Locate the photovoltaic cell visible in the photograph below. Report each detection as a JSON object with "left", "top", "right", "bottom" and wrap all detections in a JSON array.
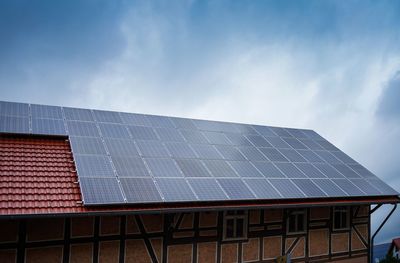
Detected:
[
  {"left": 203, "top": 131, "right": 232, "bottom": 145},
  {"left": 214, "top": 145, "right": 246, "bottom": 161},
  {"left": 234, "top": 124, "right": 258, "bottom": 134},
  {"left": 147, "top": 115, "right": 175, "bottom": 128},
  {"left": 297, "top": 150, "right": 324, "bottom": 163},
  {"left": 246, "top": 135, "right": 272, "bottom": 147},
  {"left": 278, "top": 149, "right": 307, "bottom": 163},
  {"left": 285, "top": 128, "right": 308, "bottom": 139},
  {"left": 258, "top": 148, "right": 288, "bottom": 162},
  {"left": 74, "top": 155, "right": 115, "bottom": 177},
  {"left": 268, "top": 179, "right": 305, "bottom": 198},
  {"left": 330, "top": 151, "right": 357, "bottom": 164},
  {"left": 69, "top": 136, "right": 106, "bottom": 155},
  {"left": 251, "top": 162, "right": 285, "bottom": 178},
  {"left": 332, "top": 179, "right": 365, "bottom": 196},
  {"left": 193, "top": 119, "right": 237, "bottom": 133},
  {"left": 301, "top": 130, "right": 324, "bottom": 140},
  {"left": 294, "top": 163, "right": 326, "bottom": 178},
  {"left": 298, "top": 138, "right": 324, "bottom": 150},
  {"left": 31, "top": 118, "right": 66, "bottom": 135},
  {"left": 292, "top": 179, "right": 326, "bottom": 197},
  {"left": 120, "top": 178, "right": 162, "bottom": 202},
  {"left": 0, "top": 101, "right": 29, "bottom": 117},
  {"left": 104, "top": 138, "right": 139, "bottom": 157},
  {"left": 63, "top": 107, "right": 94, "bottom": 121},
  {"left": 145, "top": 158, "right": 183, "bottom": 177},
  {"left": 155, "top": 178, "right": 197, "bottom": 201},
  {"left": 264, "top": 137, "right": 291, "bottom": 149},
  {"left": 0, "top": 116, "right": 29, "bottom": 133},
  {"left": 315, "top": 140, "right": 339, "bottom": 151},
  {"left": 136, "top": 140, "right": 170, "bottom": 158},
  {"left": 282, "top": 137, "right": 308, "bottom": 150},
  {"left": 225, "top": 133, "right": 252, "bottom": 146},
  {"left": 203, "top": 160, "right": 238, "bottom": 177},
  {"left": 274, "top": 163, "right": 307, "bottom": 178},
  {"left": 155, "top": 128, "right": 185, "bottom": 142},
  {"left": 252, "top": 125, "right": 276, "bottom": 137},
  {"left": 348, "top": 164, "right": 375, "bottom": 178},
  {"left": 128, "top": 125, "right": 159, "bottom": 140},
  {"left": 164, "top": 142, "right": 197, "bottom": 159},
  {"left": 229, "top": 161, "right": 263, "bottom": 178},
  {"left": 331, "top": 164, "right": 360, "bottom": 179},
  {"left": 190, "top": 144, "right": 222, "bottom": 159},
  {"left": 67, "top": 121, "right": 100, "bottom": 137},
  {"left": 367, "top": 179, "right": 398, "bottom": 195},
  {"left": 312, "top": 179, "right": 347, "bottom": 196},
  {"left": 175, "top": 159, "right": 211, "bottom": 177},
  {"left": 349, "top": 179, "right": 381, "bottom": 195},
  {"left": 180, "top": 129, "right": 209, "bottom": 144},
  {"left": 98, "top": 123, "right": 130, "bottom": 139},
  {"left": 313, "top": 163, "right": 345, "bottom": 178},
  {"left": 31, "top": 104, "right": 63, "bottom": 119},
  {"left": 314, "top": 150, "right": 342, "bottom": 164},
  {"left": 244, "top": 179, "right": 282, "bottom": 199},
  {"left": 217, "top": 179, "right": 255, "bottom": 199},
  {"left": 119, "top": 112, "right": 151, "bottom": 126},
  {"left": 170, "top": 117, "right": 197, "bottom": 129},
  {"left": 238, "top": 146, "right": 268, "bottom": 161},
  {"left": 111, "top": 156, "right": 150, "bottom": 177},
  {"left": 187, "top": 179, "right": 228, "bottom": 200},
  {"left": 269, "top": 127, "right": 293, "bottom": 137},
  {"left": 80, "top": 177, "right": 124, "bottom": 204},
  {"left": 93, "top": 110, "right": 122, "bottom": 123}
]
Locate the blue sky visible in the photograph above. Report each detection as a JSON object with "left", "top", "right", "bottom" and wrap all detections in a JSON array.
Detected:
[{"left": 1, "top": 0, "right": 400, "bottom": 243}]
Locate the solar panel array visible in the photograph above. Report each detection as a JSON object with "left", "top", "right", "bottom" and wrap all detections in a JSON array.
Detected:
[{"left": 0, "top": 101, "right": 398, "bottom": 205}]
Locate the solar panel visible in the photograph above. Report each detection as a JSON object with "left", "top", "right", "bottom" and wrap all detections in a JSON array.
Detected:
[
  {"left": 282, "top": 137, "right": 308, "bottom": 150},
  {"left": 297, "top": 150, "right": 325, "bottom": 163},
  {"left": 128, "top": 125, "right": 158, "bottom": 140},
  {"left": 301, "top": 129, "right": 324, "bottom": 140},
  {"left": 264, "top": 137, "right": 291, "bottom": 148},
  {"left": 69, "top": 136, "right": 107, "bottom": 155},
  {"left": 349, "top": 179, "right": 381, "bottom": 195},
  {"left": 155, "top": 127, "right": 185, "bottom": 142},
  {"left": 104, "top": 138, "right": 139, "bottom": 157},
  {"left": 214, "top": 145, "right": 246, "bottom": 161},
  {"left": 278, "top": 149, "right": 307, "bottom": 163},
  {"left": 229, "top": 161, "right": 263, "bottom": 178},
  {"left": 251, "top": 162, "right": 285, "bottom": 178},
  {"left": 175, "top": 159, "right": 211, "bottom": 177},
  {"left": 80, "top": 177, "right": 124, "bottom": 205},
  {"left": 298, "top": 138, "right": 324, "bottom": 150},
  {"left": 244, "top": 179, "right": 282, "bottom": 199},
  {"left": 348, "top": 164, "right": 375, "bottom": 178},
  {"left": 31, "top": 104, "right": 63, "bottom": 119},
  {"left": 331, "top": 179, "right": 365, "bottom": 196},
  {"left": 193, "top": 119, "right": 236, "bottom": 133},
  {"left": 146, "top": 115, "right": 175, "bottom": 128},
  {"left": 330, "top": 151, "right": 357, "bottom": 164},
  {"left": 135, "top": 140, "right": 170, "bottom": 158},
  {"left": 313, "top": 163, "right": 345, "bottom": 178},
  {"left": 268, "top": 179, "right": 305, "bottom": 198},
  {"left": 238, "top": 146, "right": 268, "bottom": 161},
  {"left": 331, "top": 164, "right": 360, "bottom": 178},
  {"left": 145, "top": 158, "right": 183, "bottom": 177},
  {"left": 0, "top": 116, "right": 29, "bottom": 133},
  {"left": 258, "top": 147, "right": 288, "bottom": 162},
  {"left": 234, "top": 124, "right": 258, "bottom": 134},
  {"left": 98, "top": 123, "right": 130, "bottom": 139},
  {"left": 314, "top": 150, "right": 342, "bottom": 164},
  {"left": 312, "top": 179, "right": 347, "bottom": 196},
  {"left": 155, "top": 178, "right": 197, "bottom": 201},
  {"left": 63, "top": 107, "right": 94, "bottom": 121},
  {"left": 203, "top": 131, "right": 232, "bottom": 145},
  {"left": 246, "top": 134, "right": 272, "bottom": 147},
  {"left": 0, "top": 101, "right": 29, "bottom": 117},
  {"left": 93, "top": 110, "right": 122, "bottom": 123},
  {"left": 291, "top": 179, "right": 326, "bottom": 197},
  {"left": 111, "top": 156, "right": 150, "bottom": 177},
  {"left": 164, "top": 142, "right": 197, "bottom": 159},
  {"left": 269, "top": 127, "right": 292, "bottom": 137},
  {"left": 274, "top": 163, "right": 307, "bottom": 178},
  {"left": 180, "top": 129, "right": 209, "bottom": 144},
  {"left": 120, "top": 178, "right": 162, "bottom": 203},
  {"left": 190, "top": 144, "right": 222, "bottom": 159},
  {"left": 203, "top": 160, "right": 238, "bottom": 177},
  {"left": 294, "top": 163, "right": 326, "bottom": 178},
  {"left": 225, "top": 133, "right": 252, "bottom": 146},
  {"left": 170, "top": 117, "right": 197, "bottom": 129},
  {"left": 74, "top": 155, "right": 115, "bottom": 177},
  {"left": 67, "top": 121, "right": 100, "bottom": 137},
  {"left": 217, "top": 179, "right": 255, "bottom": 199},
  {"left": 31, "top": 118, "right": 66, "bottom": 135},
  {"left": 285, "top": 128, "right": 308, "bottom": 139},
  {"left": 187, "top": 178, "right": 228, "bottom": 200},
  {"left": 366, "top": 179, "right": 398, "bottom": 195},
  {"left": 315, "top": 139, "right": 339, "bottom": 151},
  {"left": 252, "top": 125, "right": 276, "bottom": 137},
  {"left": 119, "top": 112, "right": 151, "bottom": 126}
]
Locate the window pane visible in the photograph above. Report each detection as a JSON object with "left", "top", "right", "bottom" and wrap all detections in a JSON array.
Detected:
[
  {"left": 288, "top": 215, "right": 296, "bottom": 233},
  {"left": 236, "top": 218, "right": 244, "bottom": 237},
  {"left": 226, "top": 219, "right": 234, "bottom": 238},
  {"left": 298, "top": 215, "right": 304, "bottom": 232}
]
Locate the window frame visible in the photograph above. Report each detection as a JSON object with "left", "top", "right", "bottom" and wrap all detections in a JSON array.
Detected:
[
  {"left": 222, "top": 210, "right": 248, "bottom": 241},
  {"left": 286, "top": 209, "right": 307, "bottom": 235},
  {"left": 332, "top": 206, "right": 350, "bottom": 231}
]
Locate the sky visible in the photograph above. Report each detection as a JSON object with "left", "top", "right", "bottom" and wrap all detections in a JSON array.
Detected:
[{"left": 1, "top": 0, "right": 399, "bottom": 244}]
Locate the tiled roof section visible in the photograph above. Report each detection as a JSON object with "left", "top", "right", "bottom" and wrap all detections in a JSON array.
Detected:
[{"left": 0, "top": 135, "right": 84, "bottom": 215}]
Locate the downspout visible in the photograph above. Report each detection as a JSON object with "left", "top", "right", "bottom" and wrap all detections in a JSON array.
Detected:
[{"left": 370, "top": 204, "right": 397, "bottom": 263}]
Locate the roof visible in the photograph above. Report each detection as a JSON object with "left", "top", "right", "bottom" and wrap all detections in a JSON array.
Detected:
[{"left": 0, "top": 100, "right": 399, "bottom": 210}]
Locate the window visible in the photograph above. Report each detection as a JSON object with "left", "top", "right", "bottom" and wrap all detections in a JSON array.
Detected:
[
  {"left": 287, "top": 209, "right": 306, "bottom": 234},
  {"left": 333, "top": 206, "right": 349, "bottom": 230},
  {"left": 223, "top": 210, "right": 248, "bottom": 241}
]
